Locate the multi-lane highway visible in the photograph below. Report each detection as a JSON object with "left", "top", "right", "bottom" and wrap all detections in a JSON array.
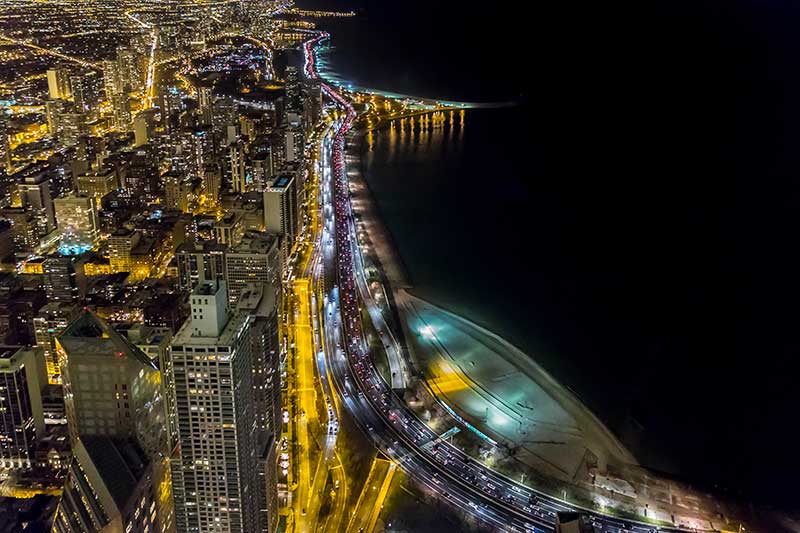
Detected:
[{"left": 303, "top": 32, "right": 685, "bottom": 533}]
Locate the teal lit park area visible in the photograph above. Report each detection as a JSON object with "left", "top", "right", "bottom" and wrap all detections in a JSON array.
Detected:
[
  {"left": 394, "top": 291, "right": 753, "bottom": 530},
  {"left": 399, "top": 289, "right": 634, "bottom": 479}
]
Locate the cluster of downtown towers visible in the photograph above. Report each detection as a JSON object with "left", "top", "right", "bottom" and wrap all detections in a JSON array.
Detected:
[{"left": 0, "top": 25, "right": 324, "bottom": 533}]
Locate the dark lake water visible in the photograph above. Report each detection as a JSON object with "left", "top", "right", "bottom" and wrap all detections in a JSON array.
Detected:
[{"left": 304, "top": 0, "right": 800, "bottom": 509}]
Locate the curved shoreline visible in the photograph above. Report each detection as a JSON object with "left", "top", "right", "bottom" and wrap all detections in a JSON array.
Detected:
[
  {"left": 347, "top": 115, "right": 636, "bottom": 466},
  {"left": 312, "top": 29, "right": 796, "bottom": 529},
  {"left": 398, "top": 288, "right": 638, "bottom": 466},
  {"left": 343, "top": 112, "right": 789, "bottom": 532},
  {"left": 348, "top": 130, "right": 413, "bottom": 290}
]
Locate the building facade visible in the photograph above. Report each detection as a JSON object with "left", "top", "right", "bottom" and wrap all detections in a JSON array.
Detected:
[
  {"left": 33, "top": 302, "right": 80, "bottom": 384},
  {"left": 56, "top": 312, "right": 173, "bottom": 532},
  {"left": 263, "top": 174, "right": 297, "bottom": 250},
  {"left": 168, "top": 281, "right": 265, "bottom": 533},
  {"left": 54, "top": 195, "right": 99, "bottom": 245},
  {"left": 0, "top": 348, "right": 45, "bottom": 470}
]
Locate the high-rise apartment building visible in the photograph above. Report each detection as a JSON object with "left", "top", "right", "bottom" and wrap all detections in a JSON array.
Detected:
[
  {"left": 175, "top": 240, "right": 227, "bottom": 291},
  {"left": 69, "top": 69, "right": 102, "bottom": 114},
  {"left": 197, "top": 85, "right": 214, "bottom": 126},
  {"left": 283, "top": 127, "right": 304, "bottom": 163},
  {"left": 168, "top": 281, "right": 266, "bottom": 533},
  {"left": 108, "top": 228, "right": 140, "bottom": 273},
  {"left": 33, "top": 301, "right": 80, "bottom": 384},
  {"left": 164, "top": 171, "right": 189, "bottom": 212},
  {"left": 235, "top": 283, "right": 280, "bottom": 533},
  {"left": 263, "top": 174, "right": 297, "bottom": 248},
  {"left": 125, "top": 145, "right": 159, "bottom": 197},
  {"left": 45, "top": 99, "right": 65, "bottom": 138},
  {"left": 230, "top": 141, "right": 248, "bottom": 193},
  {"left": 251, "top": 146, "right": 275, "bottom": 191},
  {"left": 203, "top": 163, "right": 222, "bottom": 204},
  {"left": 18, "top": 173, "right": 56, "bottom": 237},
  {"left": 212, "top": 97, "right": 239, "bottom": 133},
  {"left": 112, "top": 93, "right": 132, "bottom": 131},
  {"left": 235, "top": 282, "right": 280, "bottom": 436},
  {"left": 160, "top": 87, "right": 183, "bottom": 131},
  {"left": 43, "top": 254, "right": 83, "bottom": 303},
  {"left": 47, "top": 68, "right": 72, "bottom": 100},
  {"left": 116, "top": 46, "right": 143, "bottom": 93},
  {"left": 57, "top": 108, "right": 87, "bottom": 146},
  {"left": 283, "top": 66, "right": 301, "bottom": 114},
  {"left": 0, "top": 347, "right": 45, "bottom": 470},
  {"left": 225, "top": 230, "right": 281, "bottom": 305},
  {"left": 134, "top": 110, "right": 155, "bottom": 147},
  {"left": 77, "top": 168, "right": 118, "bottom": 199},
  {"left": 103, "top": 59, "right": 121, "bottom": 97},
  {"left": 191, "top": 128, "right": 217, "bottom": 178}
]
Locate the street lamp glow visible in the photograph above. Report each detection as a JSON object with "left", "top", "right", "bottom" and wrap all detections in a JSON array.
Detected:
[{"left": 419, "top": 325, "right": 435, "bottom": 339}]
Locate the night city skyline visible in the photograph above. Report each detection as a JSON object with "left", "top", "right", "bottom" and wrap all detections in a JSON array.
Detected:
[{"left": 0, "top": 1, "right": 796, "bottom": 532}]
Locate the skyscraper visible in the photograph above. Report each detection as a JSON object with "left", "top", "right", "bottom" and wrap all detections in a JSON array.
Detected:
[
  {"left": 225, "top": 230, "right": 281, "bottom": 305},
  {"left": 47, "top": 68, "right": 72, "bottom": 100},
  {"left": 203, "top": 162, "right": 222, "bottom": 204},
  {"left": 230, "top": 141, "right": 248, "bottom": 193},
  {"left": 235, "top": 283, "right": 280, "bottom": 533},
  {"left": 134, "top": 110, "right": 156, "bottom": 147},
  {"left": 43, "top": 254, "right": 83, "bottom": 303},
  {"left": 108, "top": 228, "right": 140, "bottom": 273},
  {"left": 33, "top": 301, "right": 80, "bottom": 384},
  {"left": 175, "top": 240, "right": 227, "bottom": 291},
  {"left": 0, "top": 347, "right": 45, "bottom": 470},
  {"left": 0, "top": 112, "right": 10, "bottom": 173},
  {"left": 168, "top": 281, "right": 266, "bottom": 533},
  {"left": 212, "top": 97, "right": 239, "bottom": 133},
  {"left": 283, "top": 66, "right": 301, "bottom": 115},
  {"left": 116, "top": 46, "right": 143, "bottom": 93},
  {"left": 103, "top": 59, "right": 121, "bottom": 97},
  {"left": 197, "top": 85, "right": 214, "bottom": 126},
  {"left": 125, "top": 145, "right": 159, "bottom": 197},
  {"left": 251, "top": 146, "right": 275, "bottom": 192},
  {"left": 18, "top": 172, "right": 56, "bottom": 237},
  {"left": 45, "top": 99, "right": 65, "bottom": 138},
  {"left": 191, "top": 128, "right": 217, "bottom": 178},
  {"left": 54, "top": 194, "right": 100, "bottom": 245},
  {"left": 55, "top": 311, "right": 173, "bottom": 532},
  {"left": 69, "top": 69, "right": 102, "bottom": 114},
  {"left": 53, "top": 436, "right": 162, "bottom": 533},
  {"left": 263, "top": 174, "right": 298, "bottom": 249},
  {"left": 159, "top": 86, "right": 183, "bottom": 131},
  {"left": 283, "top": 126, "right": 304, "bottom": 164},
  {"left": 164, "top": 171, "right": 189, "bottom": 212},
  {"left": 57, "top": 107, "right": 87, "bottom": 146},
  {"left": 112, "top": 93, "right": 132, "bottom": 131}
]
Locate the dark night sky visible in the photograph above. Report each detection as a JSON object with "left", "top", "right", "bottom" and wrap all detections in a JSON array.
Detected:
[{"left": 301, "top": 0, "right": 800, "bottom": 509}]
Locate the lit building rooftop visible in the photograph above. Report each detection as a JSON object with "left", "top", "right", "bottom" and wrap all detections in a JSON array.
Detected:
[
  {"left": 270, "top": 174, "right": 292, "bottom": 189},
  {"left": 80, "top": 436, "right": 149, "bottom": 510},
  {"left": 57, "top": 311, "right": 156, "bottom": 369},
  {"left": 236, "top": 283, "right": 276, "bottom": 317},
  {"left": 232, "top": 230, "right": 278, "bottom": 254}
]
